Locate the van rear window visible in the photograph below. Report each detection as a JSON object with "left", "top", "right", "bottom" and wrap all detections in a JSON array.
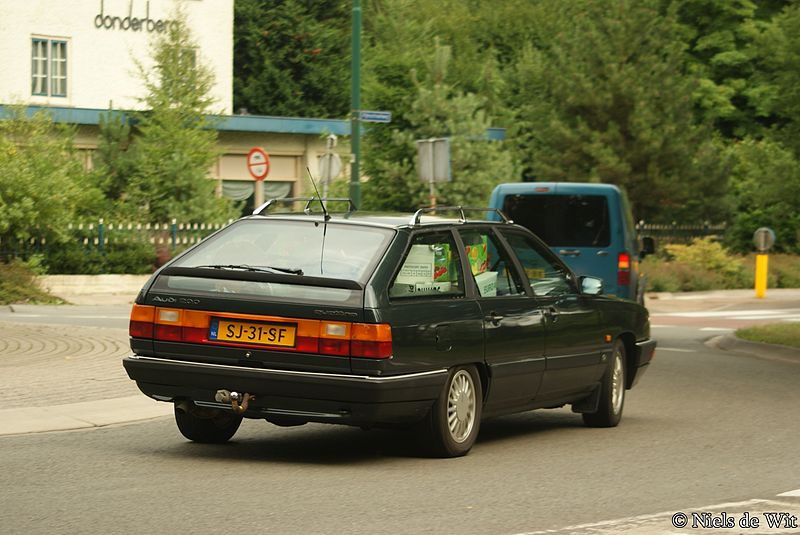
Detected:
[{"left": 503, "top": 194, "right": 610, "bottom": 247}]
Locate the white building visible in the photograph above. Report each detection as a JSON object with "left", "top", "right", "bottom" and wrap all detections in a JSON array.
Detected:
[
  {"left": 0, "top": 0, "right": 233, "bottom": 112},
  {"left": 0, "top": 0, "right": 348, "bottom": 212}
]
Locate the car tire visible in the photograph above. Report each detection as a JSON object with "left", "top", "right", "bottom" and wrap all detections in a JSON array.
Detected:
[
  {"left": 583, "top": 340, "right": 626, "bottom": 428},
  {"left": 420, "top": 366, "right": 482, "bottom": 457},
  {"left": 174, "top": 404, "right": 243, "bottom": 443}
]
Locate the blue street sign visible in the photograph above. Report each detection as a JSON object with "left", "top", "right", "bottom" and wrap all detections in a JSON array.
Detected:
[{"left": 359, "top": 110, "right": 392, "bottom": 123}]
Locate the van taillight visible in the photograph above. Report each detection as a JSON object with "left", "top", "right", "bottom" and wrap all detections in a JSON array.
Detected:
[
  {"left": 128, "top": 304, "right": 393, "bottom": 359},
  {"left": 618, "top": 252, "right": 631, "bottom": 285}
]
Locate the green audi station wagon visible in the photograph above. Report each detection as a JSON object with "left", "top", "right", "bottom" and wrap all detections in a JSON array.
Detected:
[{"left": 123, "top": 200, "right": 655, "bottom": 457}]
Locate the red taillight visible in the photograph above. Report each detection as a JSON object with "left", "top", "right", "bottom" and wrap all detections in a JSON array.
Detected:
[
  {"left": 154, "top": 324, "right": 182, "bottom": 341},
  {"left": 129, "top": 321, "right": 154, "bottom": 338},
  {"left": 618, "top": 252, "right": 631, "bottom": 285},
  {"left": 129, "top": 305, "right": 155, "bottom": 339},
  {"left": 351, "top": 340, "right": 393, "bottom": 358},
  {"left": 320, "top": 339, "right": 350, "bottom": 356},
  {"left": 351, "top": 323, "right": 393, "bottom": 359}
]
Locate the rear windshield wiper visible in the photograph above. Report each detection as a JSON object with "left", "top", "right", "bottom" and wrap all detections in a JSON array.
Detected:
[{"left": 192, "top": 264, "right": 304, "bottom": 276}]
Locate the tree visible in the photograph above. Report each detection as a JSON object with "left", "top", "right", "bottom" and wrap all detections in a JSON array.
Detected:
[
  {"left": 725, "top": 139, "right": 800, "bottom": 253},
  {"left": 233, "top": 0, "right": 351, "bottom": 118},
  {"left": 360, "top": 41, "right": 514, "bottom": 211},
  {"left": 125, "top": 9, "right": 236, "bottom": 223},
  {"left": 0, "top": 107, "right": 102, "bottom": 250},
  {"left": 507, "top": 0, "right": 729, "bottom": 223},
  {"left": 750, "top": 3, "right": 800, "bottom": 156},
  {"left": 90, "top": 109, "right": 136, "bottom": 209}
]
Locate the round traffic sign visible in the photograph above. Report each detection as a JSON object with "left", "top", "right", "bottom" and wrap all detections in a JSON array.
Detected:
[
  {"left": 753, "top": 227, "right": 776, "bottom": 252},
  {"left": 319, "top": 153, "right": 342, "bottom": 180},
  {"left": 247, "top": 147, "right": 270, "bottom": 181}
]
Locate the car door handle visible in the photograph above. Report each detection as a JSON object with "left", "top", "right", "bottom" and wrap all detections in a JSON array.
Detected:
[
  {"left": 559, "top": 249, "right": 581, "bottom": 256},
  {"left": 485, "top": 312, "right": 504, "bottom": 326},
  {"left": 543, "top": 306, "right": 559, "bottom": 322}
]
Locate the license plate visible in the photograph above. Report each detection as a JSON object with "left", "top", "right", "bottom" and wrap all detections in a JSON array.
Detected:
[{"left": 209, "top": 318, "right": 297, "bottom": 348}]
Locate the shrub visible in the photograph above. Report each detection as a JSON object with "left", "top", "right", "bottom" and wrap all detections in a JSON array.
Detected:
[
  {"left": 743, "top": 253, "right": 800, "bottom": 289},
  {"left": 643, "top": 256, "right": 730, "bottom": 292},
  {"left": 0, "top": 261, "right": 61, "bottom": 304},
  {"left": 43, "top": 240, "right": 156, "bottom": 274},
  {"left": 664, "top": 237, "right": 748, "bottom": 287}
]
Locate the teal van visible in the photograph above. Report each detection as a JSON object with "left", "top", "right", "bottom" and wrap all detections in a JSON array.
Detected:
[{"left": 488, "top": 182, "right": 653, "bottom": 303}]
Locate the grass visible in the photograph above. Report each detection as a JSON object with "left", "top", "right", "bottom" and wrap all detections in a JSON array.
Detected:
[
  {"left": 736, "top": 323, "right": 800, "bottom": 349},
  {"left": 0, "top": 261, "right": 64, "bottom": 305}
]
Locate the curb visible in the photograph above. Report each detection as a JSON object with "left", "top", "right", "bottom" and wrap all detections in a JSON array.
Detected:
[
  {"left": 0, "top": 396, "right": 172, "bottom": 437},
  {"left": 707, "top": 334, "right": 800, "bottom": 365}
]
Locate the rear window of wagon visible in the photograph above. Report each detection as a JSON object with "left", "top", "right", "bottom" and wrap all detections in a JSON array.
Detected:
[{"left": 157, "top": 219, "right": 395, "bottom": 305}]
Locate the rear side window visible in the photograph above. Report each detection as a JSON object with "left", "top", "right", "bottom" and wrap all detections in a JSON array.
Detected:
[
  {"left": 503, "top": 194, "right": 610, "bottom": 247},
  {"left": 389, "top": 231, "right": 464, "bottom": 299},
  {"left": 458, "top": 229, "right": 525, "bottom": 298}
]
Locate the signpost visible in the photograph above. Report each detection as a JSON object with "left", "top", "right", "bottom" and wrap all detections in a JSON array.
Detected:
[
  {"left": 247, "top": 147, "right": 270, "bottom": 208},
  {"left": 416, "top": 138, "right": 451, "bottom": 210},
  {"left": 753, "top": 227, "right": 776, "bottom": 299}
]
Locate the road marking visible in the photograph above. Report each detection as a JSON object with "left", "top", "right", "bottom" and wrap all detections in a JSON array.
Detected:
[
  {"left": 662, "top": 308, "right": 800, "bottom": 318},
  {"left": 700, "top": 327, "right": 734, "bottom": 332},
  {"left": 518, "top": 500, "right": 768, "bottom": 535},
  {"left": 650, "top": 324, "right": 677, "bottom": 328},
  {"left": 734, "top": 313, "right": 800, "bottom": 321},
  {"left": 778, "top": 489, "right": 800, "bottom": 497},
  {"left": 518, "top": 497, "right": 800, "bottom": 535},
  {"left": 658, "top": 347, "right": 696, "bottom": 353}
]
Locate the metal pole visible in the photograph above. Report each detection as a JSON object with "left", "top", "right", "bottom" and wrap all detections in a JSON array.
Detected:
[
  {"left": 428, "top": 139, "right": 436, "bottom": 210},
  {"left": 98, "top": 218, "right": 105, "bottom": 255},
  {"left": 349, "top": 0, "right": 362, "bottom": 209}
]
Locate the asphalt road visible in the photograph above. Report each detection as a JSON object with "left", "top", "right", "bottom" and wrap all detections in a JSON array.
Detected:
[{"left": 1, "top": 297, "right": 800, "bottom": 534}]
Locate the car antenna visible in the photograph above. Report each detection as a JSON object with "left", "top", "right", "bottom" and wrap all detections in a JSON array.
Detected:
[
  {"left": 306, "top": 166, "right": 329, "bottom": 275},
  {"left": 306, "top": 166, "right": 330, "bottom": 222}
]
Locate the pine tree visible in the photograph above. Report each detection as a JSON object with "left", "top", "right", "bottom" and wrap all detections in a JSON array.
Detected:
[{"left": 125, "top": 9, "right": 235, "bottom": 223}]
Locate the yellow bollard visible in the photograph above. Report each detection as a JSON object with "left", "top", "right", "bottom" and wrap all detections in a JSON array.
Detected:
[{"left": 755, "top": 254, "right": 769, "bottom": 298}]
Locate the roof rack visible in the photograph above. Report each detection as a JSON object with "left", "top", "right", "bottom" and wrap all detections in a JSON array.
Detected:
[
  {"left": 253, "top": 197, "right": 357, "bottom": 216},
  {"left": 410, "top": 206, "right": 513, "bottom": 226}
]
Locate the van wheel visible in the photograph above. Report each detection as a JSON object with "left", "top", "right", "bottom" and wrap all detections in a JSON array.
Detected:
[
  {"left": 583, "top": 340, "right": 625, "bottom": 428},
  {"left": 175, "top": 404, "right": 242, "bottom": 443},
  {"left": 420, "top": 366, "right": 482, "bottom": 457}
]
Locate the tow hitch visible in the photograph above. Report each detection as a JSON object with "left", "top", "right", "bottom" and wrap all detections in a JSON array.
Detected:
[{"left": 215, "top": 389, "right": 255, "bottom": 415}]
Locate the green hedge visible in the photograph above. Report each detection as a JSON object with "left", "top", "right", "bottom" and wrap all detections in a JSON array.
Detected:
[{"left": 43, "top": 240, "right": 156, "bottom": 274}]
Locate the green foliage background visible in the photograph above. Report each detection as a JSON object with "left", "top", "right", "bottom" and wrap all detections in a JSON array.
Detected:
[
  {"left": 5, "top": 0, "right": 800, "bottom": 279},
  {"left": 233, "top": 0, "right": 800, "bottom": 253}
]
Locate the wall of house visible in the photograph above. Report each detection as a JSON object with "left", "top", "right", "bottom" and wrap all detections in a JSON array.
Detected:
[{"left": 0, "top": 0, "right": 233, "bottom": 113}]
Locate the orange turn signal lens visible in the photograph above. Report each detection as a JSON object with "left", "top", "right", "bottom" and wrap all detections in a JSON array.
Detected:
[{"left": 351, "top": 323, "right": 392, "bottom": 342}]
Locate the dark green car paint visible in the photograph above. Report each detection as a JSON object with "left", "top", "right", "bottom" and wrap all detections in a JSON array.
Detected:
[{"left": 124, "top": 214, "right": 654, "bottom": 429}]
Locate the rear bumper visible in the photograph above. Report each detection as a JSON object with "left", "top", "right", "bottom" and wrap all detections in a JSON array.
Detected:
[
  {"left": 628, "top": 339, "right": 656, "bottom": 388},
  {"left": 123, "top": 355, "right": 446, "bottom": 426}
]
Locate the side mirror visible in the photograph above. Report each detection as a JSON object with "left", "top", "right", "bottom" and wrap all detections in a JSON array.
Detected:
[
  {"left": 580, "top": 276, "right": 603, "bottom": 296},
  {"left": 640, "top": 236, "right": 656, "bottom": 258}
]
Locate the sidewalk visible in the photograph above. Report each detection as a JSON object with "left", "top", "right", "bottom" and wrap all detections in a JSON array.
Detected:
[
  {"left": 1, "top": 285, "right": 799, "bottom": 437},
  {"left": 1, "top": 278, "right": 172, "bottom": 436}
]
